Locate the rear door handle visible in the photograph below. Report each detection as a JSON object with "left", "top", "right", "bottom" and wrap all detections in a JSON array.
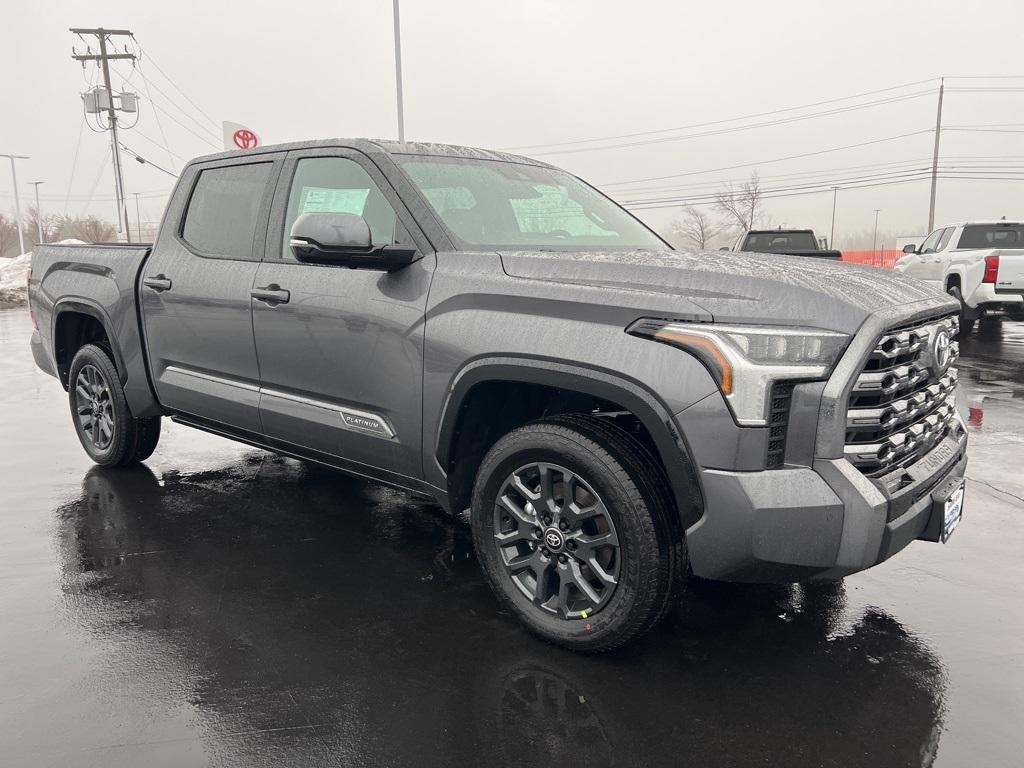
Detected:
[
  {"left": 143, "top": 274, "right": 172, "bottom": 292},
  {"left": 251, "top": 285, "right": 290, "bottom": 305}
]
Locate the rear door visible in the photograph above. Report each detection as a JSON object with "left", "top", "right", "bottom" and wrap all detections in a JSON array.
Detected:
[
  {"left": 140, "top": 154, "right": 282, "bottom": 432},
  {"left": 251, "top": 147, "right": 434, "bottom": 480}
]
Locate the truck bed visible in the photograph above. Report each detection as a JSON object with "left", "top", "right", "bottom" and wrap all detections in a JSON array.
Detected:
[{"left": 28, "top": 242, "right": 157, "bottom": 416}]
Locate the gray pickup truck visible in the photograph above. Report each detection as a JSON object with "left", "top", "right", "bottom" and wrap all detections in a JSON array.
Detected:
[
  {"left": 29, "top": 139, "right": 968, "bottom": 651},
  {"left": 734, "top": 229, "right": 843, "bottom": 259}
]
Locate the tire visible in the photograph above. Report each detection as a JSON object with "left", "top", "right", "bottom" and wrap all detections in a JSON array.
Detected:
[
  {"left": 979, "top": 316, "right": 1003, "bottom": 336},
  {"left": 946, "top": 285, "right": 975, "bottom": 335},
  {"left": 68, "top": 344, "right": 161, "bottom": 467},
  {"left": 470, "top": 415, "right": 686, "bottom": 652}
]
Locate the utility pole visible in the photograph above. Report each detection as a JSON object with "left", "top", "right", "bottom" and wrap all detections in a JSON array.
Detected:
[
  {"left": 872, "top": 209, "right": 881, "bottom": 262},
  {"left": 29, "top": 181, "right": 45, "bottom": 244},
  {"left": 927, "top": 78, "right": 944, "bottom": 231},
  {"left": 392, "top": 0, "right": 405, "bottom": 141},
  {"left": 133, "top": 192, "right": 142, "bottom": 242},
  {"left": 71, "top": 27, "right": 136, "bottom": 239},
  {"left": 1, "top": 153, "right": 29, "bottom": 255},
  {"left": 829, "top": 186, "right": 839, "bottom": 249}
]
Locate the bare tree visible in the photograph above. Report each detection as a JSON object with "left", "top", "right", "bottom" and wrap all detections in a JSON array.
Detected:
[
  {"left": 51, "top": 215, "right": 117, "bottom": 244},
  {"left": 0, "top": 214, "right": 20, "bottom": 258},
  {"left": 672, "top": 206, "right": 723, "bottom": 250},
  {"left": 715, "top": 171, "right": 764, "bottom": 232},
  {"left": 22, "top": 207, "right": 62, "bottom": 250}
]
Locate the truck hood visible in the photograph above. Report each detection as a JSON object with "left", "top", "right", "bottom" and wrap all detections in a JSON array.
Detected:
[{"left": 499, "top": 248, "right": 952, "bottom": 335}]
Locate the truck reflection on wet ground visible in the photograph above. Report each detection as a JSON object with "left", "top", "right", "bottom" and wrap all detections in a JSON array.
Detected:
[{"left": 50, "top": 459, "right": 945, "bottom": 767}]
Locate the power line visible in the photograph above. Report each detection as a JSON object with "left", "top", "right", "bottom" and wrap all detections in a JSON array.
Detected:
[
  {"left": 525, "top": 90, "right": 937, "bottom": 157},
  {"left": 598, "top": 129, "right": 934, "bottom": 187},
  {"left": 119, "top": 143, "right": 177, "bottom": 177},
  {"left": 136, "top": 94, "right": 221, "bottom": 148},
  {"left": 504, "top": 78, "right": 939, "bottom": 151},
  {"left": 131, "top": 39, "right": 220, "bottom": 130},
  {"left": 121, "top": 62, "right": 221, "bottom": 142},
  {"left": 617, "top": 161, "right": 1024, "bottom": 198},
  {"left": 64, "top": 116, "right": 86, "bottom": 215},
  {"left": 134, "top": 62, "right": 177, "bottom": 172},
  {"left": 621, "top": 173, "right": 1023, "bottom": 211}
]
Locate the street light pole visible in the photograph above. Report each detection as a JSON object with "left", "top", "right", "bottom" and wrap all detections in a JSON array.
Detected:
[
  {"left": 133, "top": 192, "right": 143, "bottom": 242},
  {"left": 29, "top": 181, "right": 45, "bottom": 244},
  {"left": 392, "top": 0, "right": 405, "bottom": 142},
  {"left": 872, "top": 209, "right": 881, "bottom": 262},
  {"left": 1, "top": 153, "right": 29, "bottom": 255},
  {"left": 830, "top": 186, "right": 839, "bottom": 249}
]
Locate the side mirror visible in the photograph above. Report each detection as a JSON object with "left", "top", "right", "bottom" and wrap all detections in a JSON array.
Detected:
[
  {"left": 902, "top": 243, "right": 917, "bottom": 254},
  {"left": 289, "top": 212, "right": 416, "bottom": 271}
]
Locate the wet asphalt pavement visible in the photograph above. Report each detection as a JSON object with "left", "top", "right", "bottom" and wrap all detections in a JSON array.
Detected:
[{"left": 1, "top": 307, "right": 1022, "bottom": 768}]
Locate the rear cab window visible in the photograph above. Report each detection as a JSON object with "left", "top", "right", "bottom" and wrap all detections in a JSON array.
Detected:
[
  {"left": 181, "top": 162, "right": 274, "bottom": 259},
  {"left": 957, "top": 224, "right": 1024, "bottom": 249}
]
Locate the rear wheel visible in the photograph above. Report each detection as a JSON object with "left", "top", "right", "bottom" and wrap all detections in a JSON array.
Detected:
[
  {"left": 68, "top": 344, "right": 161, "bottom": 467},
  {"left": 947, "top": 285, "right": 975, "bottom": 335},
  {"left": 470, "top": 415, "right": 685, "bottom": 652}
]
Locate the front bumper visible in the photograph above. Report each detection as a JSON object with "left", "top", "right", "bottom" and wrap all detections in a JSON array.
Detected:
[{"left": 685, "top": 427, "right": 968, "bottom": 582}]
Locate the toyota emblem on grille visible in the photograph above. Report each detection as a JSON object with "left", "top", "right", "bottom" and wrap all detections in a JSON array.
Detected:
[{"left": 933, "top": 329, "right": 952, "bottom": 373}]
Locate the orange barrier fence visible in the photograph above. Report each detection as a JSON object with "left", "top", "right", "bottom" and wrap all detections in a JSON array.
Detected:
[{"left": 841, "top": 249, "right": 904, "bottom": 269}]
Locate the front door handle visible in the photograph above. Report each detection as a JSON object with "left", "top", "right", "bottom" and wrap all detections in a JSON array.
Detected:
[
  {"left": 143, "top": 274, "right": 172, "bottom": 292},
  {"left": 251, "top": 285, "right": 290, "bottom": 305}
]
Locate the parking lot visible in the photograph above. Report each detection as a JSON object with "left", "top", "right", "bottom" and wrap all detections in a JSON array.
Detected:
[{"left": 1, "top": 305, "right": 1021, "bottom": 767}]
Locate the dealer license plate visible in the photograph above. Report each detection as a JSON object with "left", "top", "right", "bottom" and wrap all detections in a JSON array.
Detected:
[{"left": 942, "top": 482, "right": 965, "bottom": 542}]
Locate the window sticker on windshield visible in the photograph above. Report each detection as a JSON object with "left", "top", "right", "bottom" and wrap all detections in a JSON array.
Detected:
[{"left": 300, "top": 187, "right": 369, "bottom": 215}]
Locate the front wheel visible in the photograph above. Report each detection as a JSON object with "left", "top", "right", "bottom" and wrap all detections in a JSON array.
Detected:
[
  {"left": 470, "top": 415, "right": 685, "bottom": 652},
  {"left": 68, "top": 344, "right": 161, "bottom": 467}
]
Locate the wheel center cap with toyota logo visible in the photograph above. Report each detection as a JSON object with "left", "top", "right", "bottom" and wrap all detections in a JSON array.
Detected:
[
  {"left": 543, "top": 527, "right": 565, "bottom": 552},
  {"left": 932, "top": 328, "right": 952, "bottom": 374}
]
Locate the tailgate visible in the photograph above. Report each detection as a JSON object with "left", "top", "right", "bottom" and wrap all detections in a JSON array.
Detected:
[{"left": 994, "top": 250, "right": 1024, "bottom": 294}]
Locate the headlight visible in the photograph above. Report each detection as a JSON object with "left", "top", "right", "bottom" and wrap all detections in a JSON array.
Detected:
[{"left": 627, "top": 320, "right": 850, "bottom": 426}]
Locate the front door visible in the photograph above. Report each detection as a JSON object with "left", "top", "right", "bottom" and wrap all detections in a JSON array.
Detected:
[
  {"left": 140, "top": 156, "right": 281, "bottom": 433},
  {"left": 252, "top": 149, "right": 434, "bottom": 481}
]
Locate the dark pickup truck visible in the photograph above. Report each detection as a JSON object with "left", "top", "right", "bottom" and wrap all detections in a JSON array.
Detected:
[
  {"left": 29, "top": 139, "right": 967, "bottom": 651},
  {"left": 735, "top": 229, "right": 843, "bottom": 259}
]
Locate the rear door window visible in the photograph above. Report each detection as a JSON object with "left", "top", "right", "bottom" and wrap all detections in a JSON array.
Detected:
[{"left": 182, "top": 163, "right": 273, "bottom": 259}]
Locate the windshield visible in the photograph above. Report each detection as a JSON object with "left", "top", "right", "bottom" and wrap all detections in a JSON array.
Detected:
[
  {"left": 743, "top": 232, "right": 818, "bottom": 252},
  {"left": 397, "top": 156, "right": 666, "bottom": 250},
  {"left": 957, "top": 224, "right": 1024, "bottom": 250}
]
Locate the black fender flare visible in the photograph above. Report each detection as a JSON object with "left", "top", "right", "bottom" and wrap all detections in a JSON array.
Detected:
[
  {"left": 434, "top": 356, "right": 705, "bottom": 528},
  {"left": 52, "top": 298, "right": 128, "bottom": 387}
]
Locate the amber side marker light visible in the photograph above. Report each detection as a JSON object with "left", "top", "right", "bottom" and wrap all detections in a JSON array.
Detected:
[{"left": 653, "top": 327, "right": 733, "bottom": 395}]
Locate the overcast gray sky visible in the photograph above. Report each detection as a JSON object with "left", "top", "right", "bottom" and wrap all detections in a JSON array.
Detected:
[{"left": 3, "top": 0, "right": 1023, "bottom": 246}]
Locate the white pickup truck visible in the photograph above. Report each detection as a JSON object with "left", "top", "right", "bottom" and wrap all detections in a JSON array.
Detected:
[{"left": 894, "top": 220, "right": 1024, "bottom": 333}]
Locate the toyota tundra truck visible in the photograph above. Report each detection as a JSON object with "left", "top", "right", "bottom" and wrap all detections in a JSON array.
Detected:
[{"left": 28, "top": 139, "right": 968, "bottom": 651}]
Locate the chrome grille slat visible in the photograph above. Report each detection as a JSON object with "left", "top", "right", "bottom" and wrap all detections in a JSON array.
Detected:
[{"left": 844, "top": 314, "right": 960, "bottom": 477}]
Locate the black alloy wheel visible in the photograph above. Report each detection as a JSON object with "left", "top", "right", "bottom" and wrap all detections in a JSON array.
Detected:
[
  {"left": 494, "top": 462, "right": 620, "bottom": 619},
  {"left": 73, "top": 363, "right": 115, "bottom": 450}
]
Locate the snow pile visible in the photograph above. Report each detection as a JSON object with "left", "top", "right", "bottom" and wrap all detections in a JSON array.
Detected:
[
  {"left": 0, "top": 239, "right": 86, "bottom": 308},
  {"left": 0, "top": 253, "right": 31, "bottom": 308}
]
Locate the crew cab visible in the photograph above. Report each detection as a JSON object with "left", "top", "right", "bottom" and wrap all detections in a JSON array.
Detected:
[
  {"left": 732, "top": 229, "right": 842, "bottom": 259},
  {"left": 28, "top": 139, "right": 968, "bottom": 651},
  {"left": 894, "top": 220, "right": 1024, "bottom": 333}
]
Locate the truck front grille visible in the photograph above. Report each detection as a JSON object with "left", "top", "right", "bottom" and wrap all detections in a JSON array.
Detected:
[{"left": 844, "top": 314, "right": 960, "bottom": 477}]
